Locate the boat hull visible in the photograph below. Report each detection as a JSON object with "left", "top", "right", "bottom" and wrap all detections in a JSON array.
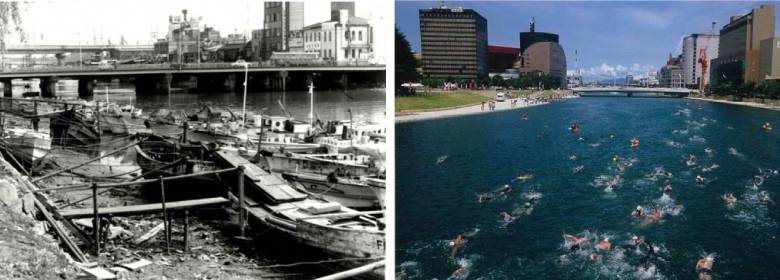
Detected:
[
  {"left": 264, "top": 154, "right": 375, "bottom": 177},
  {"left": 284, "top": 173, "right": 380, "bottom": 209}
]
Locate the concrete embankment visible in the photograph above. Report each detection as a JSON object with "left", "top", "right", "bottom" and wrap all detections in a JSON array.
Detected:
[{"left": 0, "top": 154, "right": 78, "bottom": 279}]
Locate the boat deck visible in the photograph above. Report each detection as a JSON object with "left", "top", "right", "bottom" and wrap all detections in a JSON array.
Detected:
[{"left": 215, "top": 150, "right": 306, "bottom": 203}]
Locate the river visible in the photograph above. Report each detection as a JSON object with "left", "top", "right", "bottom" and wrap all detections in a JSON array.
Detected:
[{"left": 396, "top": 97, "right": 780, "bottom": 279}]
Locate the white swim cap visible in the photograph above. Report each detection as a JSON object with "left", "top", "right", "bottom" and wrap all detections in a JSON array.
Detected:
[
  {"left": 604, "top": 237, "right": 609, "bottom": 242},
  {"left": 632, "top": 236, "right": 638, "bottom": 240},
  {"left": 636, "top": 206, "right": 642, "bottom": 210}
]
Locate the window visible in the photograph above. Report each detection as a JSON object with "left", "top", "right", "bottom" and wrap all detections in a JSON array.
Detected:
[
  {"left": 358, "top": 31, "right": 362, "bottom": 41},
  {"left": 352, "top": 49, "right": 355, "bottom": 58}
]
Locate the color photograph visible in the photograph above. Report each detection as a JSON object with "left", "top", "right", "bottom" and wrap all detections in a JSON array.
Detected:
[{"left": 396, "top": 1, "right": 780, "bottom": 279}]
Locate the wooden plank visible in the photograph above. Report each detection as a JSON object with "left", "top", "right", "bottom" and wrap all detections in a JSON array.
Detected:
[
  {"left": 215, "top": 150, "right": 306, "bottom": 202},
  {"left": 58, "top": 197, "right": 229, "bottom": 219}
]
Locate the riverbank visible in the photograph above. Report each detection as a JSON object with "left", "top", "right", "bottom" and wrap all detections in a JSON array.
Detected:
[
  {"left": 396, "top": 90, "right": 576, "bottom": 123},
  {"left": 687, "top": 96, "right": 780, "bottom": 111},
  {"left": 396, "top": 91, "right": 492, "bottom": 112}
]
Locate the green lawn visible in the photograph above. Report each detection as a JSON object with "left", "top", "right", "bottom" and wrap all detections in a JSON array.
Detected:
[{"left": 396, "top": 92, "right": 492, "bottom": 112}]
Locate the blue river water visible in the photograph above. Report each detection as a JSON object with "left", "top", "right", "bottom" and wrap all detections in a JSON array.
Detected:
[{"left": 396, "top": 97, "right": 780, "bottom": 280}]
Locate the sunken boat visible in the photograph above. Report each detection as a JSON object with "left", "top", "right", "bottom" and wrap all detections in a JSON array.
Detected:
[
  {"left": 134, "top": 134, "right": 217, "bottom": 183},
  {"left": 49, "top": 108, "right": 100, "bottom": 146}
]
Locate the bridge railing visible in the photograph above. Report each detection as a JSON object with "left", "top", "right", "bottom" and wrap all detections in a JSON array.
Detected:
[{"left": 0, "top": 61, "right": 385, "bottom": 74}]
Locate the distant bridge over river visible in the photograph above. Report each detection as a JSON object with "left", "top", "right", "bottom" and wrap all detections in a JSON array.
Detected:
[{"left": 571, "top": 87, "right": 694, "bottom": 98}]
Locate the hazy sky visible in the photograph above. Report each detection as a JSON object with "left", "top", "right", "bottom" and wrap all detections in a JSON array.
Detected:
[
  {"left": 396, "top": 1, "right": 780, "bottom": 81},
  {"left": 7, "top": 0, "right": 390, "bottom": 61}
]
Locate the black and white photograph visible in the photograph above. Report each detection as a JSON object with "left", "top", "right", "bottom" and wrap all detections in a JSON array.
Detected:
[{"left": 0, "top": 0, "right": 387, "bottom": 279}]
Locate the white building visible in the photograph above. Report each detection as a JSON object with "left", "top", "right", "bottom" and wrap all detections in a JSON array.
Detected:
[
  {"left": 682, "top": 34, "right": 719, "bottom": 88},
  {"left": 303, "top": 9, "right": 373, "bottom": 64}
]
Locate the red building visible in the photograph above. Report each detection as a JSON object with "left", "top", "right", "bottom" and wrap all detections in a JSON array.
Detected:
[{"left": 487, "top": 45, "right": 520, "bottom": 74}]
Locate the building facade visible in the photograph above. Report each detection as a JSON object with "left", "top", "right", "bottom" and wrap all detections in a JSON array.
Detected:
[
  {"left": 659, "top": 54, "right": 684, "bottom": 88},
  {"left": 303, "top": 9, "right": 373, "bottom": 64},
  {"left": 262, "top": 1, "right": 304, "bottom": 60},
  {"left": 487, "top": 45, "right": 520, "bottom": 74},
  {"left": 711, "top": 4, "right": 775, "bottom": 86},
  {"left": 759, "top": 37, "right": 780, "bottom": 80},
  {"left": 682, "top": 34, "right": 719, "bottom": 88},
  {"left": 515, "top": 20, "right": 566, "bottom": 88},
  {"left": 419, "top": 7, "right": 488, "bottom": 80},
  {"left": 167, "top": 13, "right": 200, "bottom": 63}
]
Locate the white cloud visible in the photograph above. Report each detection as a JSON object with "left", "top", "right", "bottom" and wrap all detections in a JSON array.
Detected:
[{"left": 577, "top": 62, "right": 658, "bottom": 80}]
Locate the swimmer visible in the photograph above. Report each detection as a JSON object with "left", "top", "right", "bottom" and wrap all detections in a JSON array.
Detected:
[
  {"left": 573, "top": 165, "right": 584, "bottom": 174},
  {"left": 496, "top": 184, "right": 512, "bottom": 195},
  {"left": 686, "top": 155, "right": 697, "bottom": 166},
  {"left": 613, "top": 155, "right": 620, "bottom": 162},
  {"left": 723, "top": 193, "right": 737, "bottom": 208},
  {"left": 569, "top": 122, "right": 580, "bottom": 133},
  {"left": 500, "top": 212, "right": 514, "bottom": 225},
  {"left": 569, "top": 155, "right": 577, "bottom": 161},
  {"left": 631, "top": 205, "right": 645, "bottom": 217},
  {"left": 447, "top": 266, "right": 466, "bottom": 280},
  {"left": 478, "top": 193, "right": 493, "bottom": 203},
  {"left": 704, "top": 147, "right": 714, "bottom": 155},
  {"left": 451, "top": 234, "right": 463, "bottom": 257},
  {"left": 664, "top": 184, "right": 673, "bottom": 195},
  {"left": 759, "top": 190, "right": 773, "bottom": 204},
  {"left": 696, "top": 175, "right": 705, "bottom": 184},
  {"left": 763, "top": 121, "right": 773, "bottom": 131},
  {"left": 563, "top": 233, "right": 588, "bottom": 251},
  {"left": 696, "top": 255, "right": 715, "bottom": 280},
  {"left": 630, "top": 137, "right": 640, "bottom": 148},
  {"left": 595, "top": 237, "right": 612, "bottom": 253},
  {"left": 521, "top": 113, "right": 529, "bottom": 121}
]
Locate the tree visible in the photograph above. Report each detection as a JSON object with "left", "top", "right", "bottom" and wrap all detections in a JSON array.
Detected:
[
  {"left": 1, "top": 2, "right": 25, "bottom": 54},
  {"left": 395, "top": 27, "right": 419, "bottom": 95}
]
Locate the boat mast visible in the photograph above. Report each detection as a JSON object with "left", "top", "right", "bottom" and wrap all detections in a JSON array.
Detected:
[{"left": 308, "top": 82, "right": 315, "bottom": 127}]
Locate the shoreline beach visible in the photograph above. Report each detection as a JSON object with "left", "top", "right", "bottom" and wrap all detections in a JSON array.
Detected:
[{"left": 396, "top": 90, "right": 577, "bottom": 123}]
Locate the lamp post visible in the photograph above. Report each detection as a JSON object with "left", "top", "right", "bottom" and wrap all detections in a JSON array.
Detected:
[{"left": 232, "top": 61, "right": 249, "bottom": 128}]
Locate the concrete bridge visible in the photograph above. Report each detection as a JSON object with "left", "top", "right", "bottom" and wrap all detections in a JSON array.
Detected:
[
  {"left": 571, "top": 87, "right": 694, "bottom": 98},
  {"left": 0, "top": 63, "right": 385, "bottom": 98}
]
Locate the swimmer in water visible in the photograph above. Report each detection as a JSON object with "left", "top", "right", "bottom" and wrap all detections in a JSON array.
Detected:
[
  {"left": 704, "top": 147, "right": 714, "bottom": 155},
  {"left": 500, "top": 212, "right": 514, "bottom": 225},
  {"left": 451, "top": 234, "right": 463, "bottom": 257},
  {"left": 447, "top": 266, "right": 466, "bottom": 280},
  {"left": 763, "top": 121, "right": 773, "bottom": 131},
  {"left": 664, "top": 184, "right": 673, "bottom": 195},
  {"left": 613, "top": 155, "right": 620, "bottom": 162},
  {"left": 563, "top": 233, "right": 588, "bottom": 251},
  {"left": 696, "top": 175, "right": 705, "bottom": 184},
  {"left": 687, "top": 155, "right": 697, "bottom": 166},
  {"left": 723, "top": 193, "right": 737, "bottom": 208},
  {"left": 496, "top": 185, "right": 512, "bottom": 195},
  {"left": 696, "top": 255, "right": 714, "bottom": 280},
  {"left": 630, "top": 137, "right": 640, "bottom": 148},
  {"left": 631, "top": 206, "right": 645, "bottom": 217},
  {"left": 595, "top": 237, "right": 612, "bottom": 253},
  {"left": 759, "top": 190, "right": 773, "bottom": 204},
  {"left": 569, "top": 155, "right": 577, "bottom": 161},
  {"left": 521, "top": 113, "right": 529, "bottom": 121},
  {"left": 478, "top": 193, "right": 493, "bottom": 203},
  {"left": 573, "top": 165, "right": 584, "bottom": 174}
]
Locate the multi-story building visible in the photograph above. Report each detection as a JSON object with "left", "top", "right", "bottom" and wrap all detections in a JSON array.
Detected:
[
  {"left": 759, "top": 37, "right": 780, "bottom": 80},
  {"left": 515, "top": 19, "right": 567, "bottom": 88},
  {"left": 249, "top": 29, "right": 263, "bottom": 61},
  {"left": 331, "top": 2, "right": 355, "bottom": 21},
  {"left": 167, "top": 12, "right": 201, "bottom": 63},
  {"left": 659, "top": 54, "right": 684, "bottom": 88},
  {"left": 711, "top": 4, "right": 775, "bottom": 86},
  {"left": 262, "top": 1, "right": 304, "bottom": 60},
  {"left": 303, "top": 9, "right": 373, "bottom": 64},
  {"left": 682, "top": 33, "right": 719, "bottom": 88},
  {"left": 487, "top": 45, "right": 520, "bottom": 74},
  {"left": 419, "top": 6, "right": 488, "bottom": 81},
  {"left": 626, "top": 75, "right": 634, "bottom": 86}
]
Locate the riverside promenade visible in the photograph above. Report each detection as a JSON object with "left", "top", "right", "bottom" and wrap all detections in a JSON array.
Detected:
[{"left": 396, "top": 90, "right": 577, "bottom": 123}]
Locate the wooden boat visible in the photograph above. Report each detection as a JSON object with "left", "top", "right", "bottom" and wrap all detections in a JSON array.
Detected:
[
  {"left": 98, "top": 104, "right": 148, "bottom": 135},
  {"left": 213, "top": 150, "right": 384, "bottom": 278},
  {"left": 50, "top": 108, "right": 101, "bottom": 146},
  {"left": 263, "top": 152, "right": 378, "bottom": 177},
  {"left": 282, "top": 171, "right": 382, "bottom": 209},
  {"left": 0, "top": 128, "right": 51, "bottom": 168},
  {"left": 134, "top": 135, "right": 215, "bottom": 180},
  {"left": 365, "top": 178, "right": 386, "bottom": 209}
]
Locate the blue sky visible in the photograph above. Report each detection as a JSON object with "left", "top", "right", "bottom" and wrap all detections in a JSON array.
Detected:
[{"left": 396, "top": 1, "right": 780, "bottom": 81}]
